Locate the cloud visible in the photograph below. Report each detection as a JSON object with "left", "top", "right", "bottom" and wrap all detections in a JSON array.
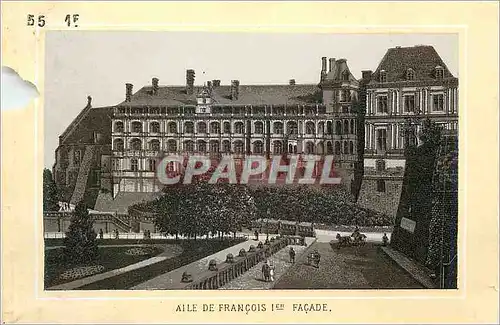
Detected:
[{"left": 1, "top": 66, "right": 39, "bottom": 111}]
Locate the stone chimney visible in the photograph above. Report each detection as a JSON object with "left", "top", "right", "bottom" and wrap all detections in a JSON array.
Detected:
[
  {"left": 186, "top": 69, "right": 195, "bottom": 95},
  {"left": 362, "top": 70, "right": 373, "bottom": 81},
  {"left": 321, "top": 57, "right": 327, "bottom": 82},
  {"left": 230, "top": 80, "right": 240, "bottom": 100},
  {"left": 329, "top": 58, "right": 336, "bottom": 72},
  {"left": 321, "top": 57, "right": 327, "bottom": 73},
  {"left": 87, "top": 96, "right": 92, "bottom": 107},
  {"left": 212, "top": 79, "right": 221, "bottom": 87},
  {"left": 152, "top": 78, "right": 159, "bottom": 95},
  {"left": 125, "top": 83, "right": 133, "bottom": 102},
  {"left": 289, "top": 79, "right": 296, "bottom": 85}
]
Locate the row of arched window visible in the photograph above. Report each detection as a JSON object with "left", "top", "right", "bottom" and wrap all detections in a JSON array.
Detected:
[
  {"left": 113, "top": 119, "right": 356, "bottom": 135},
  {"left": 113, "top": 138, "right": 356, "bottom": 155}
]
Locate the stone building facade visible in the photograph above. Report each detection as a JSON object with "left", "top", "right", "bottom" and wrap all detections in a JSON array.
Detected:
[
  {"left": 107, "top": 57, "right": 361, "bottom": 195},
  {"left": 51, "top": 45, "right": 458, "bottom": 219},
  {"left": 357, "top": 45, "right": 459, "bottom": 217},
  {"left": 52, "top": 97, "right": 112, "bottom": 206}
]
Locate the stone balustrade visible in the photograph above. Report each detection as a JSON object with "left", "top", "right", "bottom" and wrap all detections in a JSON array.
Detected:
[{"left": 183, "top": 236, "right": 290, "bottom": 290}]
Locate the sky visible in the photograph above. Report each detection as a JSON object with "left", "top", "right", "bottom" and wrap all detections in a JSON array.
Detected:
[{"left": 44, "top": 31, "right": 458, "bottom": 168}]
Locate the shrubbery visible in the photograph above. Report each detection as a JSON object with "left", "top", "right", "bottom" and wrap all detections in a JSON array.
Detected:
[
  {"left": 132, "top": 181, "right": 393, "bottom": 231},
  {"left": 63, "top": 202, "right": 99, "bottom": 263}
]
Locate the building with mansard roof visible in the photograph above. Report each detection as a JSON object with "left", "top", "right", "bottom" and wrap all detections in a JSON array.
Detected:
[
  {"left": 51, "top": 45, "right": 458, "bottom": 220},
  {"left": 52, "top": 57, "right": 363, "bottom": 211},
  {"left": 357, "top": 45, "right": 458, "bottom": 217}
]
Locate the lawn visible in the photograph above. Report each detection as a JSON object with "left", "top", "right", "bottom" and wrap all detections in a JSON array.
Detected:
[
  {"left": 44, "top": 238, "right": 177, "bottom": 247},
  {"left": 77, "top": 238, "right": 245, "bottom": 290},
  {"left": 274, "top": 242, "right": 423, "bottom": 289},
  {"left": 44, "top": 245, "right": 164, "bottom": 288}
]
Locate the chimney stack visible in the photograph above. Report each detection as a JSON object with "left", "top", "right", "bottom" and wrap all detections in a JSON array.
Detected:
[
  {"left": 329, "top": 58, "right": 336, "bottom": 72},
  {"left": 320, "top": 57, "right": 327, "bottom": 82},
  {"left": 230, "top": 80, "right": 240, "bottom": 100},
  {"left": 125, "top": 83, "right": 133, "bottom": 102},
  {"left": 212, "top": 79, "right": 221, "bottom": 87},
  {"left": 152, "top": 78, "right": 159, "bottom": 95},
  {"left": 186, "top": 69, "right": 195, "bottom": 95},
  {"left": 87, "top": 96, "right": 92, "bottom": 107},
  {"left": 289, "top": 79, "right": 296, "bottom": 85},
  {"left": 362, "top": 70, "right": 373, "bottom": 81}
]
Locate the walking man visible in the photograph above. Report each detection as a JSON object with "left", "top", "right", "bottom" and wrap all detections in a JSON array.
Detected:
[
  {"left": 254, "top": 230, "right": 259, "bottom": 241},
  {"left": 289, "top": 247, "right": 296, "bottom": 264},
  {"left": 99, "top": 229, "right": 104, "bottom": 240},
  {"left": 262, "top": 260, "right": 270, "bottom": 282},
  {"left": 314, "top": 250, "right": 321, "bottom": 268}
]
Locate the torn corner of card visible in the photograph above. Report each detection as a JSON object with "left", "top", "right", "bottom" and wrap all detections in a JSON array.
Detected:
[{"left": 1, "top": 66, "right": 39, "bottom": 111}]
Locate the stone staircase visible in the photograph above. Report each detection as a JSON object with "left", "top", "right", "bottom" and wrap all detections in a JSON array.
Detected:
[
  {"left": 110, "top": 213, "right": 131, "bottom": 232},
  {"left": 70, "top": 145, "right": 96, "bottom": 205}
]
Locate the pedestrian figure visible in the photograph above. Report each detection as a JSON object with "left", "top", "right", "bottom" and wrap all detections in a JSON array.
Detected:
[
  {"left": 382, "top": 233, "right": 389, "bottom": 246},
  {"left": 289, "top": 247, "right": 296, "bottom": 264},
  {"left": 114, "top": 229, "right": 119, "bottom": 239},
  {"left": 254, "top": 230, "right": 259, "bottom": 241},
  {"left": 307, "top": 252, "right": 313, "bottom": 265},
  {"left": 269, "top": 262, "right": 275, "bottom": 282},
  {"left": 313, "top": 250, "right": 321, "bottom": 268},
  {"left": 262, "top": 260, "right": 270, "bottom": 282},
  {"left": 99, "top": 229, "right": 104, "bottom": 239}
]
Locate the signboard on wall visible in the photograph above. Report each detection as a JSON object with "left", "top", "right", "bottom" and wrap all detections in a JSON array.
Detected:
[{"left": 400, "top": 217, "right": 417, "bottom": 233}]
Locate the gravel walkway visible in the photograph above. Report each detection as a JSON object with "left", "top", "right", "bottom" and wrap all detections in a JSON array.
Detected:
[
  {"left": 219, "top": 244, "right": 310, "bottom": 290},
  {"left": 131, "top": 239, "right": 262, "bottom": 290},
  {"left": 274, "top": 242, "right": 423, "bottom": 289}
]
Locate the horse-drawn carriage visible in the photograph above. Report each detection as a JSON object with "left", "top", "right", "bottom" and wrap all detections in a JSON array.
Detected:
[{"left": 331, "top": 230, "right": 367, "bottom": 249}]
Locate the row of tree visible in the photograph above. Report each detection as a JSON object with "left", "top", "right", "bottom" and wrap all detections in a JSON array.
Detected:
[
  {"left": 134, "top": 182, "right": 392, "bottom": 239},
  {"left": 137, "top": 181, "right": 256, "bottom": 240}
]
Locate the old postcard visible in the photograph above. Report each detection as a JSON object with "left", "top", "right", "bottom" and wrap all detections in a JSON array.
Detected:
[{"left": 1, "top": 1, "right": 499, "bottom": 324}]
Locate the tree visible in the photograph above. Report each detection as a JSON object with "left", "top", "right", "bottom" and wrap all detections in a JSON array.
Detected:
[
  {"left": 63, "top": 202, "right": 98, "bottom": 264},
  {"left": 43, "top": 169, "right": 59, "bottom": 212}
]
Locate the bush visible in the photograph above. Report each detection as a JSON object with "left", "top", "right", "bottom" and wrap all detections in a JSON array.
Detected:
[{"left": 63, "top": 202, "right": 99, "bottom": 264}]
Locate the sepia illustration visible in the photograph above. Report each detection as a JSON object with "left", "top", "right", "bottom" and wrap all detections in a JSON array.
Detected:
[{"left": 43, "top": 32, "right": 458, "bottom": 291}]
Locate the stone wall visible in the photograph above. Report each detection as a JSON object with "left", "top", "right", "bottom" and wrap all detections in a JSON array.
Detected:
[{"left": 357, "top": 178, "right": 403, "bottom": 218}]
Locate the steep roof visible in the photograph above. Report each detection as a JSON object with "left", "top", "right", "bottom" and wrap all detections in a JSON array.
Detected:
[
  {"left": 325, "top": 59, "right": 359, "bottom": 84},
  {"left": 369, "top": 45, "right": 456, "bottom": 84},
  {"left": 94, "top": 191, "right": 162, "bottom": 214},
  {"left": 60, "top": 105, "right": 113, "bottom": 145},
  {"left": 118, "top": 84, "right": 322, "bottom": 107}
]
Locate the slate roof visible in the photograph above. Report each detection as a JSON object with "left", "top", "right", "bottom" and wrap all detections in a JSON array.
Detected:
[
  {"left": 94, "top": 191, "right": 162, "bottom": 214},
  {"left": 369, "top": 45, "right": 457, "bottom": 84},
  {"left": 118, "top": 84, "right": 322, "bottom": 107},
  {"left": 324, "top": 59, "right": 359, "bottom": 84}
]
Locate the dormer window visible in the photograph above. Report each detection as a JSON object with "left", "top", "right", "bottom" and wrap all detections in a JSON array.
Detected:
[
  {"left": 379, "top": 70, "right": 387, "bottom": 83},
  {"left": 406, "top": 68, "right": 415, "bottom": 80},
  {"left": 435, "top": 66, "right": 444, "bottom": 79},
  {"left": 342, "top": 70, "right": 349, "bottom": 81}
]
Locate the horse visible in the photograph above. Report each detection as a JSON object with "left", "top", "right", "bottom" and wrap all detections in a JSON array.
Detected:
[
  {"left": 336, "top": 233, "right": 352, "bottom": 248},
  {"left": 355, "top": 233, "right": 367, "bottom": 246},
  {"left": 351, "top": 232, "right": 367, "bottom": 246}
]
